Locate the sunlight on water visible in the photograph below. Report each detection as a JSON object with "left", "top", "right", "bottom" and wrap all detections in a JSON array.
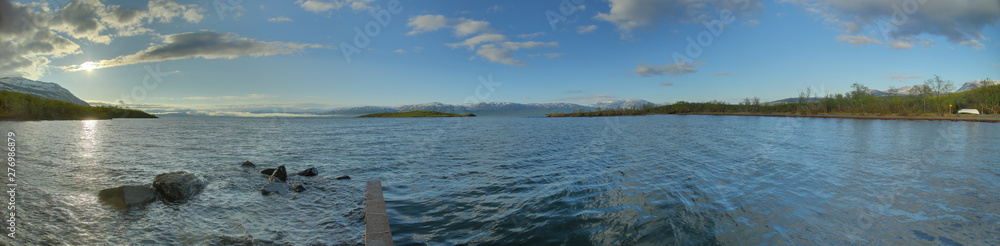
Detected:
[{"left": 1, "top": 116, "right": 998, "bottom": 245}]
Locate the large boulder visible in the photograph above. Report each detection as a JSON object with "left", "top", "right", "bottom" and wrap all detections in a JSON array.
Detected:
[
  {"left": 268, "top": 165, "right": 287, "bottom": 183},
  {"left": 152, "top": 171, "right": 207, "bottom": 203},
  {"left": 260, "top": 168, "right": 275, "bottom": 176},
  {"left": 98, "top": 184, "right": 157, "bottom": 208},
  {"left": 297, "top": 167, "right": 318, "bottom": 177},
  {"left": 260, "top": 182, "right": 288, "bottom": 195}
]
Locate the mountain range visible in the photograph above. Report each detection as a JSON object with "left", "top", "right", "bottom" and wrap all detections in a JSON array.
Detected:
[
  {"left": 0, "top": 77, "right": 90, "bottom": 106},
  {"left": 322, "top": 100, "right": 656, "bottom": 116}
]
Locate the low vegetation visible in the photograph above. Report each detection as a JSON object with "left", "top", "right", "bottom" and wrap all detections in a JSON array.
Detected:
[
  {"left": 357, "top": 110, "right": 476, "bottom": 118},
  {"left": 549, "top": 76, "right": 999, "bottom": 117},
  {"left": 0, "top": 90, "right": 157, "bottom": 120}
]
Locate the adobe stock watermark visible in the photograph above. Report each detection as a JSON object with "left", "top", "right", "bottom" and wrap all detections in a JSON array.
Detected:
[
  {"left": 213, "top": 0, "right": 242, "bottom": 21},
  {"left": 672, "top": 0, "right": 754, "bottom": 67},
  {"left": 546, "top": 0, "right": 586, "bottom": 30},
  {"left": 874, "top": 0, "right": 928, "bottom": 43},
  {"left": 115, "top": 65, "right": 171, "bottom": 116},
  {"left": 340, "top": 0, "right": 403, "bottom": 63}
]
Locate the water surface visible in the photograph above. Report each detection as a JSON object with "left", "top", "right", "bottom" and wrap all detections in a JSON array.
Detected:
[{"left": 1, "top": 115, "right": 998, "bottom": 245}]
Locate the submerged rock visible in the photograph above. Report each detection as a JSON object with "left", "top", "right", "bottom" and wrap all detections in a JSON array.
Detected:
[
  {"left": 292, "top": 182, "right": 306, "bottom": 192},
  {"left": 97, "top": 184, "right": 157, "bottom": 208},
  {"left": 152, "top": 171, "right": 207, "bottom": 203},
  {"left": 260, "top": 168, "right": 275, "bottom": 176},
  {"left": 261, "top": 182, "right": 287, "bottom": 195},
  {"left": 268, "top": 165, "right": 288, "bottom": 183},
  {"left": 335, "top": 175, "right": 351, "bottom": 180},
  {"left": 241, "top": 161, "right": 255, "bottom": 167},
  {"left": 297, "top": 167, "right": 318, "bottom": 176}
]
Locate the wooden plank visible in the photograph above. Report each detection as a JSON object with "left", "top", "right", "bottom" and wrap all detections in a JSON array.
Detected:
[{"left": 365, "top": 181, "right": 393, "bottom": 246}]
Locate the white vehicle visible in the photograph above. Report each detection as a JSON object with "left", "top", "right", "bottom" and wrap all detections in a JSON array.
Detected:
[{"left": 957, "top": 109, "right": 981, "bottom": 115}]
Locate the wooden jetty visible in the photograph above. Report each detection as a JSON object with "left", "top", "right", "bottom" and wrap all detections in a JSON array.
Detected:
[{"left": 365, "top": 181, "right": 393, "bottom": 246}]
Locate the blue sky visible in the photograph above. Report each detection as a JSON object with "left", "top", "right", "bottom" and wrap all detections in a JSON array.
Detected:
[{"left": 2, "top": 0, "right": 998, "bottom": 114}]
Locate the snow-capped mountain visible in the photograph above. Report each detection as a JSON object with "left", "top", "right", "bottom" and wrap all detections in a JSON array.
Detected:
[
  {"left": 956, "top": 79, "right": 998, "bottom": 92},
  {"left": 323, "top": 100, "right": 658, "bottom": 116},
  {"left": 0, "top": 77, "right": 89, "bottom": 106},
  {"left": 591, "top": 99, "right": 654, "bottom": 109}
]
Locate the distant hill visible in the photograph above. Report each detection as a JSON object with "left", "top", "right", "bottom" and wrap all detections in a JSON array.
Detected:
[
  {"left": 323, "top": 99, "right": 656, "bottom": 116},
  {"left": 0, "top": 77, "right": 90, "bottom": 106}
]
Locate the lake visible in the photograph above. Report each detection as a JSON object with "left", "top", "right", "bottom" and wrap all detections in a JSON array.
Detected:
[{"left": 1, "top": 115, "right": 998, "bottom": 245}]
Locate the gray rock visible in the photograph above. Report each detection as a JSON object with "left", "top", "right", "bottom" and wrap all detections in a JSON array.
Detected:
[
  {"left": 261, "top": 182, "right": 287, "bottom": 195},
  {"left": 260, "top": 168, "right": 275, "bottom": 176},
  {"left": 335, "top": 175, "right": 351, "bottom": 180},
  {"left": 292, "top": 182, "right": 306, "bottom": 192},
  {"left": 241, "top": 161, "right": 255, "bottom": 167},
  {"left": 297, "top": 167, "right": 318, "bottom": 176},
  {"left": 97, "top": 184, "right": 157, "bottom": 208},
  {"left": 152, "top": 171, "right": 207, "bottom": 203},
  {"left": 268, "top": 165, "right": 287, "bottom": 183}
]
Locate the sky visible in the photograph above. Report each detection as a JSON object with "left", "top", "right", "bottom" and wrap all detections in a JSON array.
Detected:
[{"left": 1, "top": 0, "right": 998, "bottom": 115}]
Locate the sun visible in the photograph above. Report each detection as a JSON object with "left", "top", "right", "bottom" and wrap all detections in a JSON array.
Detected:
[{"left": 77, "top": 61, "right": 101, "bottom": 72}]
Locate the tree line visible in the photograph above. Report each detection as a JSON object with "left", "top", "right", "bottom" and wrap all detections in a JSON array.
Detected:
[
  {"left": 0, "top": 91, "right": 157, "bottom": 120},
  {"left": 548, "top": 76, "right": 998, "bottom": 117}
]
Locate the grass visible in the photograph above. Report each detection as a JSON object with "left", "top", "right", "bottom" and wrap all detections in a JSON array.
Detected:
[
  {"left": 0, "top": 90, "right": 157, "bottom": 120},
  {"left": 356, "top": 110, "right": 476, "bottom": 118}
]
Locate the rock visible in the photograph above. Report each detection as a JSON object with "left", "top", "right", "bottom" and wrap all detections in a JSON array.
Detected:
[
  {"left": 152, "top": 171, "right": 207, "bottom": 203},
  {"left": 97, "top": 184, "right": 157, "bottom": 208},
  {"left": 297, "top": 167, "right": 318, "bottom": 176},
  {"left": 261, "top": 182, "right": 287, "bottom": 195},
  {"left": 292, "top": 182, "right": 306, "bottom": 192},
  {"left": 335, "top": 175, "right": 351, "bottom": 180},
  {"left": 241, "top": 161, "right": 255, "bottom": 167},
  {"left": 268, "top": 165, "right": 287, "bottom": 183},
  {"left": 260, "top": 168, "right": 275, "bottom": 176}
]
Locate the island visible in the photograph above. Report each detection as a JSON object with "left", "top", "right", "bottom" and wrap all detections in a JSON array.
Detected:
[
  {"left": 0, "top": 91, "right": 157, "bottom": 120},
  {"left": 357, "top": 110, "right": 476, "bottom": 118}
]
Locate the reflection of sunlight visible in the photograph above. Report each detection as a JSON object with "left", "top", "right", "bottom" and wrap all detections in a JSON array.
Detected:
[{"left": 79, "top": 120, "right": 100, "bottom": 159}]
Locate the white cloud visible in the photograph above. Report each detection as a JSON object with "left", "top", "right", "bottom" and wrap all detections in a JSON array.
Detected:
[
  {"left": 632, "top": 62, "right": 704, "bottom": 77},
  {"left": 544, "top": 53, "right": 564, "bottom": 59},
  {"left": 790, "top": 0, "right": 999, "bottom": 46},
  {"left": 0, "top": 0, "right": 205, "bottom": 78},
  {"left": 62, "top": 31, "right": 324, "bottom": 71},
  {"left": 406, "top": 15, "right": 448, "bottom": 35},
  {"left": 889, "top": 40, "right": 913, "bottom": 50},
  {"left": 500, "top": 41, "right": 558, "bottom": 50},
  {"left": 660, "top": 82, "right": 674, "bottom": 86},
  {"left": 446, "top": 33, "right": 507, "bottom": 50},
  {"left": 475, "top": 44, "right": 524, "bottom": 66},
  {"left": 393, "top": 49, "right": 406, "bottom": 54},
  {"left": 836, "top": 35, "right": 882, "bottom": 46},
  {"left": 268, "top": 16, "right": 293, "bottom": 22},
  {"left": 517, "top": 32, "right": 545, "bottom": 39},
  {"left": 406, "top": 15, "right": 495, "bottom": 37},
  {"left": 453, "top": 19, "right": 494, "bottom": 37},
  {"left": 595, "top": 0, "right": 763, "bottom": 34},
  {"left": 959, "top": 40, "right": 986, "bottom": 50},
  {"left": 577, "top": 25, "right": 597, "bottom": 34},
  {"left": 297, "top": 0, "right": 340, "bottom": 13}
]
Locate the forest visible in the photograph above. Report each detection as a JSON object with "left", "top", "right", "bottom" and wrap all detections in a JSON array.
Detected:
[{"left": 549, "top": 76, "right": 999, "bottom": 117}]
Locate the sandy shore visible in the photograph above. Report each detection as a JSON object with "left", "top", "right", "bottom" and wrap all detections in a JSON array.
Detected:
[{"left": 679, "top": 113, "right": 1000, "bottom": 123}]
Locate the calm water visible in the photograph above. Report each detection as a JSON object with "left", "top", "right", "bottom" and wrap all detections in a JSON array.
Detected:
[{"left": 0, "top": 115, "right": 998, "bottom": 245}]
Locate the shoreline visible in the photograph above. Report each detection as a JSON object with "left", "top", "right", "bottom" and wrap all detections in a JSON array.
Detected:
[{"left": 670, "top": 113, "right": 1000, "bottom": 123}]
